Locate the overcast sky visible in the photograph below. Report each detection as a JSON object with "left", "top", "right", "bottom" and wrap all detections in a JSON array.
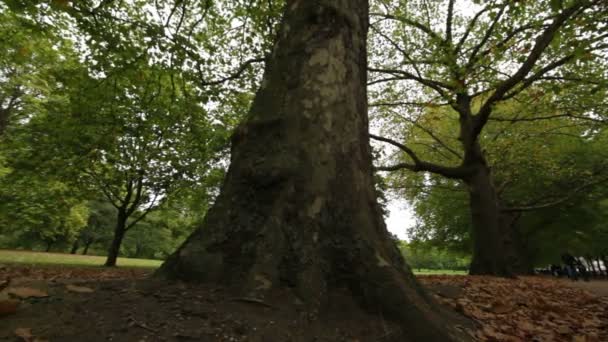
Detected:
[{"left": 385, "top": 198, "right": 415, "bottom": 240}]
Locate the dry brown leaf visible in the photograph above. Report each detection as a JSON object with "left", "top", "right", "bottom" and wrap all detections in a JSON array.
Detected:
[
  {"left": 0, "top": 279, "right": 10, "bottom": 291},
  {"left": 0, "top": 300, "right": 19, "bottom": 316},
  {"left": 557, "top": 325, "right": 572, "bottom": 335},
  {"left": 65, "top": 284, "right": 94, "bottom": 293},
  {"left": 14, "top": 327, "right": 48, "bottom": 342},
  {"left": 418, "top": 275, "right": 608, "bottom": 342},
  {"left": 8, "top": 287, "right": 48, "bottom": 299},
  {"left": 489, "top": 301, "right": 513, "bottom": 314},
  {"left": 14, "top": 327, "right": 33, "bottom": 341}
]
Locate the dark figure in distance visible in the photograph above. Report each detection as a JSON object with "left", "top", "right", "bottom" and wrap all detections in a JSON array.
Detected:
[{"left": 561, "top": 252, "right": 578, "bottom": 281}]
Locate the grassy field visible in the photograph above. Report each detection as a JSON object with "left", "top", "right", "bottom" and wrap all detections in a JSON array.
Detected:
[
  {"left": 0, "top": 250, "right": 162, "bottom": 268},
  {"left": 0, "top": 250, "right": 466, "bottom": 274},
  {"left": 412, "top": 269, "right": 467, "bottom": 275}
]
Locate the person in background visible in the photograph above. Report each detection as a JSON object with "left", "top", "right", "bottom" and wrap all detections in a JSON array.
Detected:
[
  {"left": 550, "top": 264, "right": 563, "bottom": 277},
  {"left": 561, "top": 252, "right": 578, "bottom": 281}
]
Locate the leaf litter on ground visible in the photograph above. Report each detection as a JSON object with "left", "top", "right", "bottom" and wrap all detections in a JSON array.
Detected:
[
  {"left": 419, "top": 275, "right": 608, "bottom": 342},
  {"left": 2, "top": 265, "right": 607, "bottom": 341}
]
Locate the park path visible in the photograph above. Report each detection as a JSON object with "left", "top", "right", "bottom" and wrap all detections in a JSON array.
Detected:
[{"left": 564, "top": 280, "right": 608, "bottom": 297}]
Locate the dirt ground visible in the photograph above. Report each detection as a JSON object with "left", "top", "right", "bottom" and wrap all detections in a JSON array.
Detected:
[
  {"left": 0, "top": 266, "right": 469, "bottom": 342},
  {"left": 1, "top": 266, "right": 607, "bottom": 341}
]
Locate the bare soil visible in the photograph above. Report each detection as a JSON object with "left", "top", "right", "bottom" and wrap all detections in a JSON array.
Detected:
[{"left": 0, "top": 265, "right": 471, "bottom": 342}]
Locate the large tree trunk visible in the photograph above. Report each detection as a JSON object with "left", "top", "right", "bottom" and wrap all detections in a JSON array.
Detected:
[
  {"left": 105, "top": 209, "right": 127, "bottom": 267},
  {"left": 499, "top": 212, "right": 533, "bottom": 275},
  {"left": 157, "top": 1, "right": 461, "bottom": 340},
  {"left": 465, "top": 164, "right": 511, "bottom": 276}
]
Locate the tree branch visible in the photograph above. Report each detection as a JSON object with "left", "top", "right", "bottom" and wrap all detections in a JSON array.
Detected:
[
  {"left": 369, "top": 12, "right": 445, "bottom": 44},
  {"left": 454, "top": 3, "right": 497, "bottom": 55},
  {"left": 368, "top": 67, "right": 454, "bottom": 98},
  {"left": 473, "top": 1, "right": 587, "bottom": 138},
  {"left": 445, "top": 0, "right": 456, "bottom": 44},
  {"left": 370, "top": 134, "right": 470, "bottom": 179},
  {"left": 465, "top": 2, "right": 508, "bottom": 71},
  {"left": 125, "top": 191, "right": 162, "bottom": 231},
  {"left": 503, "top": 176, "right": 608, "bottom": 212},
  {"left": 198, "top": 57, "right": 265, "bottom": 87}
]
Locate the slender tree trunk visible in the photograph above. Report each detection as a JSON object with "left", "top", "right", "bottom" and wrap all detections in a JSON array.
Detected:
[
  {"left": 157, "top": 1, "right": 461, "bottom": 340},
  {"left": 465, "top": 164, "right": 511, "bottom": 276},
  {"left": 82, "top": 241, "right": 92, "bottom": 255},
  {"left": 45, "top": 241, "right": 53, "bottom": 253},
  {"left": 105, "top": 209, "right": 128, "bottom": 267},
  {"left": 70, "top": 240, "right": 80, "bottom": 254},
  {"left": 0, "top": 108, "right": 9, "bottom": 136},
  {"left": 134, "top": 244, "right": 143, "bottom": 258}
]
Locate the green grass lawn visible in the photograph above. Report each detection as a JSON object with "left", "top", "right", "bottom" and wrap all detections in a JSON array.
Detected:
[
  {"left": 413, "top": 269, "right": 467, "bottom": 275},
  {"left": 0, "top": 250, "right": 465, "bottom": 274},
  {"left": 0, "top": 250, "right": 162, "bottom": 268}
]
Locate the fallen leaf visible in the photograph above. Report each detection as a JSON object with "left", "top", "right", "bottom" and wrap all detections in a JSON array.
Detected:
[
  {"left": 0, "top": 300, "right": 19, "bottom": 316},
  {"left": 0, "top": 279, "right": 10, "bottom": 291},
  {"left": 8, "top": 287, "right": 48, "bottom": 299},
  {"left": 15, "top": 328, "right": 33, "bottom": 341},
  {"left": 66, "top": 284, "right": 94, "bottom": 293},
  {"left": 489, "top": 301, "right": 513, "bottom": 314},
  {"left": 557, "top": 325, "right": 572, "bottom": 335}
]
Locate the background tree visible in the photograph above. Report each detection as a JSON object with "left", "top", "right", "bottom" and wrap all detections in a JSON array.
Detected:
[
  {"left": 369, "top": 0, "right": 608, "bottom": 275},
  {"left": 71, "top": 199, "right": 116, "bottom": 255},
  {"left": 0, "top": 0, "right": 277, "bottom": 263},
  {"left": 0, "top": 4, "right": 74, "bottom": 136},
  {"left": 0, "top": 174, "right": 88, "bottom": 251},
  {"left": 391, "top": 104, "right": 608, "bottom": 272}
]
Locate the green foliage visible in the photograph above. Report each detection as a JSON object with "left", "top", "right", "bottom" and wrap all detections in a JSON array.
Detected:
[
  {"left": 0, "top": 0, "right": 263, "bottom": 258},
  {"left": 0, "top": 175, "right": 88, "bottom": 250},
  {"left": 393, "top": 98, "right": 608, "bottom": 263},
  {"left": 0, "top": 249, "right": 162, "bottom": 268},
  {"left": 399, "top": 240, "right": 470, "bottom": 271},
  {"left": 369, "top": 0, "right": 608, "bottom": 267}
]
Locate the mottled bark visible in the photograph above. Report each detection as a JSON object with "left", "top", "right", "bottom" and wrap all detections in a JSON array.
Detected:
[
  {"left": 157, "top": 1, "right": 462, "bottom": 340},
  {"left": 104, "top": 209, "right": 127, "bottom": 267}
]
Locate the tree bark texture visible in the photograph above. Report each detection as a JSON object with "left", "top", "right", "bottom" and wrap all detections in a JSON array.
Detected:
[
  {"left": 157, "top": 1, "right": 462, "bottom": 340},
  {"left": 464, "top": 164, "right": 511, "bottom": 276},
  {"left": 104, "top": 209, "right": 127, "bottom": 267}
]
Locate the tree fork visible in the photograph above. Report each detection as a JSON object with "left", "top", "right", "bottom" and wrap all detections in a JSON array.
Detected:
[{"left": 157, "top": 1, "right": 464, "bottom": 340}]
